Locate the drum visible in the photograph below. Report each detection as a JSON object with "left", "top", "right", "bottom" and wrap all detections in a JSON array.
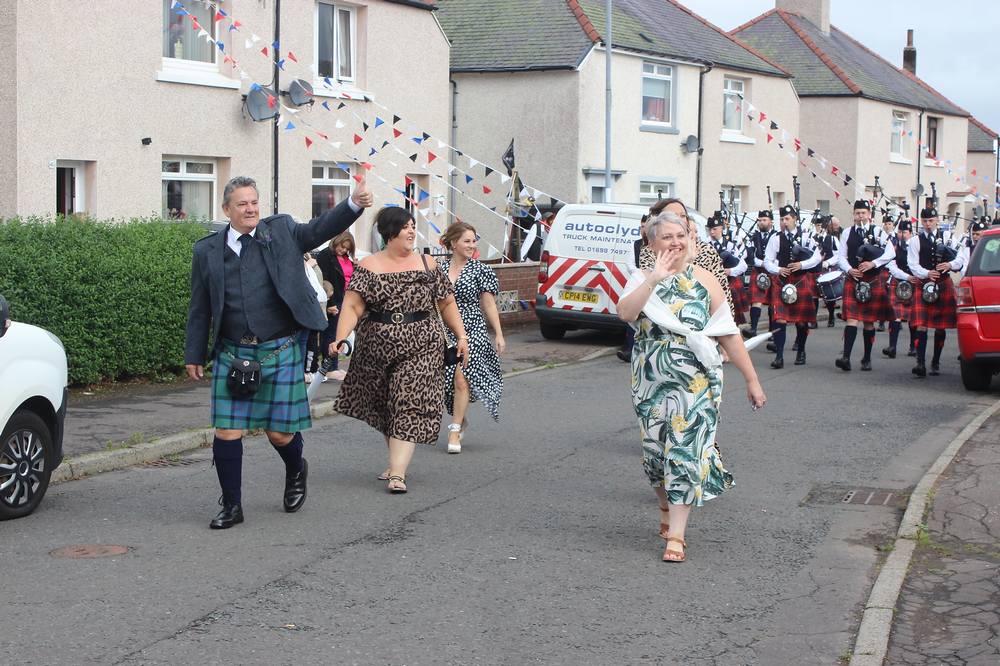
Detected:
[
  {"left": 895, "top": 280, "right": 914, "bottom": 303},
  {"left": 817, "top": 270, "right": 844, "bottom": 302}
]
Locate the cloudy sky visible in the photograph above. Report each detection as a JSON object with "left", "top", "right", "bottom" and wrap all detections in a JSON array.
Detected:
[{"left": 681, "top": 0, "right": 1000, "bottom": 137}]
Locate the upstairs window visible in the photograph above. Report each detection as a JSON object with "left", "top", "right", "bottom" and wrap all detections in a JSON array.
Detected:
[
  {"left": 641, "top": 62, "right": 672, "bottom": 125},
  {"left": 639, "top": 181, "right": 674, "bottom": 206},
  {"left": 926, "top": 116, "right": 940, "bottom": 159},
  {"left": 162, "top": 0, "right": 215, "bottom": 64},
  {"left": 890, "top": 111, "right": 908, "bottom": 155},
  {"left": 723, "top": 78, "right": 745, "bottom": 132},
  {"left": 317, "top": 2, "right": 356, "bottom": 82}
]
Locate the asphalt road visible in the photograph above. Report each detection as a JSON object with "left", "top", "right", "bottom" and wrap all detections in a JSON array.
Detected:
[{"left": 3, "top": 325, "right": 992, "bottom": 665}]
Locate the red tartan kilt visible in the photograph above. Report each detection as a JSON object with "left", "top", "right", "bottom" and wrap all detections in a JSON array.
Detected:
[
  {"left": 729, "top": 276, "right": 748, "bottom": 324},
  {"left": 749, "top": 267, "right": 773, "bottom": 303},
  {"left": 770, "top": 272, "right": 817, "bottom": 324},
  {"left": 841, "top": 272, "right": 893, "bottom": 323},
  {"left": 910, "top": 279, "right": 958, "bottom": 329},
  {"left": 888, "top": 278, "right": 915, "bottom": 321}
]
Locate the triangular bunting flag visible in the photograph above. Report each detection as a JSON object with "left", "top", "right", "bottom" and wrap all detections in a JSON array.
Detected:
[
  {"left": 369, "top": 147, "right": 378, "bottom": 156},
  {"left": 362, "top": 162, "right": 373, "bottom": 171},
  {"left": 393, "top": 128, "right": 402, "bottom": 138},
  {"left": 304, "top": 137, "right": 313, "bottom": 148},
  {"left": 409, "top": 153, "right": 418, "bottom": 162},
  {"left": 807, "top": 148, "right": 815, "bottom": 158},
  {"left": 353, "top": 134, "right": 363, "bottom": 145},
  {"left": 393, "top": 115, "right": 401, "bottom": 124},
  {"left": 374, "top": 117, "right": 384, "bottom": 128},
  {"left": 335, "top": 119, "right": 345, "bottom": 129},
  {"left": 831, "top": 166, "right": 839, "bottom": 176},
  {"left": 337, "top": 102, "right": 346, "bottom": 110},
  {"left": 418, "top": 190, "right": 429, "bottom": 203},
  {"left": 321, "top": 101, "right": 330, "bottom": 111},
  {"left": 284, "top": 121, "right": 295, "bottom": 131},
  {"left": 363, "top": 122, "right": 370, "bottom": 132},
  {"left": 465, "top": 175, "right": 473, "bottom": 185},
  {"left": 261, "top": 46, "right": 268, "bottom": 57},
  {"left": 412, "top": 137, "right": 423, "bottom": 145},
  {"left": 500, "top": 174, "right": 510, "bottom": 184},
  {"left": 381, "top": 140, "right": 389, "bottom": 148},
  {"left": 769, "top": 121, "right": 778, "bottom": 130},
  {"left": 483, "top": 185, "right": 492, "bottom": 195},
  {"left": 759, "top": 112, "right": 767, "bottom": 123},
  {"left": 404, "top": 176, "right": 413, "bottom": 187},
  {"left": 353, "top": 174, "right": 364, "bottom": 183},
  {"left": 766, "top": 133, "right": 773, "bottom": 143},
  {"left": 422, "top": 132, "right": 431, "bottom": 142},
  {"left": 427, "top": 151, "right": 437, "bottom": 163},
  {"left": 484, "top": 166, "right": 494, "bottom": 177},
  {"left": 794, "top": 138, "right": 801, "bottom": 152},
  {"left": 287, "top": 51, "right": 298, "bottom": 63}
]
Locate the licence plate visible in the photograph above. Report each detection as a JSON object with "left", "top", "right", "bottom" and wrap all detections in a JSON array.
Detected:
[{"left": 559, "top": 289, "right": 599, "bottom": 304}]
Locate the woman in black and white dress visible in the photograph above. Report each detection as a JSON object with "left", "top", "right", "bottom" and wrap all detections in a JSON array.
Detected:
[{"left": 439, "top": 222, "right": 505, "bottom": 453}]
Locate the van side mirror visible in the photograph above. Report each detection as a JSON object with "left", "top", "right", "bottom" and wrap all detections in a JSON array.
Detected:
[{"left": 0, "top": 295, "right": 9, "bottom": 338}]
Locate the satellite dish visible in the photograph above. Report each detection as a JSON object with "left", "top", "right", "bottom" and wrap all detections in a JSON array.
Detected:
[
  {"left": 682, "top": 134, "right": 701, "bottom": 153},
  {"left": 244, "top": 86, "right": 279, "bottom": 122},
  {"left": 914, "top": 183, "right": 925, "bottom": 197},
  {"left": 287, "top": 79, "right": 314, "bottom": 107}
]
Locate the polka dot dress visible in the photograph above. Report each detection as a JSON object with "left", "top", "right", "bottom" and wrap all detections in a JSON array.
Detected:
[{"left": 441, "top": 258, "right": 503, "bottom": 421}]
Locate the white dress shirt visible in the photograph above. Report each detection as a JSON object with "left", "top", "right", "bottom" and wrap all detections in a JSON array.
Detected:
[
  {"left": 836, "top": 224, "right": 894, "bottom": 273},
  {"left": 907, "top": 231, "right": 965, "bottom": 279},
  {"left": 763, "top": 230, "right": 822, "bottom": 274}
]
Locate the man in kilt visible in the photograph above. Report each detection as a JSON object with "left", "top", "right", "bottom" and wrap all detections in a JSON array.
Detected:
[
  {"left": 707, "top": 212, "right": 749, "bottom": 325},
  {"left": 907, "top": 203, "right": 964, "bottom": 377},
  {"left": 185, "top": 175, "right": 373, "bottom": 529},
  {"left": 744, "top": 209, "right": 777, "bottom": 338},
  {"left": 884, "top": 219, "right": 919, "bottom": 359},
  {"left": 764, "top": 204, "right": 821, "bottom": 368},
  {"left": 959, "top": 217, "right": 989, "bottom": 278},
  {"left": 834, "top": 200, "right": 894, "bottom": 371}
]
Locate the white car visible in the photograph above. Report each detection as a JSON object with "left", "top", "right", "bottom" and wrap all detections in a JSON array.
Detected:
[{"left": 0, "top": 296, "right": 68, "bottom": 520}]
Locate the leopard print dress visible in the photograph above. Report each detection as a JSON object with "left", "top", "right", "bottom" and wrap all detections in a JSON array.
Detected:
[
  {"left": 334, "top": 266, "right": 454, "bottom": 445},
  {"left": 639, "top": 241, "right": 734, "bottom": 316}
]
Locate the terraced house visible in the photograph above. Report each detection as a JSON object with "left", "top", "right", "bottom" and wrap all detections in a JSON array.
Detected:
[
  {"left": 436, "top": 0, "right": 800, "bottom": 245},
  {"left": 733, "top": 0, "right": 988, "bottom": 223}
]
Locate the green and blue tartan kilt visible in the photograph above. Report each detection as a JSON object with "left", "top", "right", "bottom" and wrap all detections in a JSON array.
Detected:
[{"left": 211, "top": 336, "right": 311, "bottom": 433}]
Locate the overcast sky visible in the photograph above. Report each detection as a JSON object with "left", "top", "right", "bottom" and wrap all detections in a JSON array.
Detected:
[{"left": 681, "top": 0, "right": 1000, "bottom": 139}]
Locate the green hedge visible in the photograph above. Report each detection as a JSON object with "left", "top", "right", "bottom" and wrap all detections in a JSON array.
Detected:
[{"left": 0, "top": 217, "right": 209, "bottom": 385}]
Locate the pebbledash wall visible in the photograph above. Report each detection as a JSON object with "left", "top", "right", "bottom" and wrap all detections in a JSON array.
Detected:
[{"left": 1, "top": 0, "right": 449, "bottom": 254}]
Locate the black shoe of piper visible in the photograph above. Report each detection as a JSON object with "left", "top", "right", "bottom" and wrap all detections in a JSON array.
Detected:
[
  {"left": 770, "top": 357, "right": 784, "bottom": 369},
  {"left": 929, "top": 363, "right": 940, "bottom": 376},
  {"left": 766, "top": 342, "right": 776, "bottom": 353},
  {"left": 835, "top": 357, "right": 852, "bottom": 372},
  {"left": 283, "top": 459, "right": 308, "bottom": 513},
  {"left": 860, "top": 359, "right": 872, "bottom": 371},
  {"left": 827, "top": 316, "right": 835, "bottom": 328},
  {"left": 210, "top": 498, "right": 244, "bottom": 530},
  {"left": 882, "top": 347, "right": 896, "bottom": 359},
  {"left": 913, "top": 363, "right": 927, "bottom": 378},
  {"left": 794, "top": 350, "right": 806, "bottom": 365},
  {"left": 907, "top": 348, "right": 916, "bottom": 357}
]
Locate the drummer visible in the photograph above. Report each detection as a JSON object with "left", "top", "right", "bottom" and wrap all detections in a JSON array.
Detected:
[
  {"left": 764, "top": 204, "right": 822, "bottom": 368},
  {"left": 745, "top": 209, "right": 777, "bottom": 338},
  {"left": 959, "top": 217, "right": 989, "bottom": 278},
  {"left": 834, "top": 200, "right": 895, "bottom": 372},
  {"left": 883, "top": 219, "right": 919, "bottom": 359},
  {"left": 708, "top": 212, "right": 749, "bottom": 325},
  {"left": 812, "top": 215, "right": 841, "bottom": 327}
]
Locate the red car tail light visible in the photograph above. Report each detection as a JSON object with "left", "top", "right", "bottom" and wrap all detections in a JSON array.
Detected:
[
  {"left": 538, "top": 250, "right": 550, "bottom": 284},
  {"left": 956, "top": 282, "right": 975, "bottom": 307}
]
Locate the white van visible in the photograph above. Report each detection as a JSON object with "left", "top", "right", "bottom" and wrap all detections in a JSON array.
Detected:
[{"left": 535, "top": 203, "right": 707, "bottom": 339}]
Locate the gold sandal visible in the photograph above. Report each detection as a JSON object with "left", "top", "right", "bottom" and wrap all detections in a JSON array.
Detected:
[
  {"left": 662, "top": 536, "right": 686, "bottom": 563},
  {"left": 658, "top": 504, "right": 670, "bottom": 540},
  {"left": 387, "top": 475, "right": 407, "bottom": 494}
]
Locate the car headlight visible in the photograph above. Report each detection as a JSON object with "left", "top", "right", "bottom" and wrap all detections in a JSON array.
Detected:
[{"left": 45, "top": 330, "right": 65, "bottom": 350}]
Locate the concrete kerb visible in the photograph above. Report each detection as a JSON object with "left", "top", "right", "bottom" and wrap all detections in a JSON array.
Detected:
[
  {"left": 50, "top": 346, "right": 618, "bottom": 486},
  {"left": 848, "top": 396, "right": 1000, "bottom": 666}
]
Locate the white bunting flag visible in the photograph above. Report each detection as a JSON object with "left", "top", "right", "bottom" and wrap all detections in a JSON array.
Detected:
[{"left": 520, "top": 224, "right": 538, "bottom": 261}]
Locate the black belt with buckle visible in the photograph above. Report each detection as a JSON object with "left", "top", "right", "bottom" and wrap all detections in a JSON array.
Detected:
[
  {"left": 367, "top": 310, "right": 430, "bottom": 325},
  {"left": 236, "top": 328, "right": 298, "bottom": 346}
]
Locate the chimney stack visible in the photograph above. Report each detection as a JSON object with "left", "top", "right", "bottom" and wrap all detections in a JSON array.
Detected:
[
  {"left": 775, "top": 0, "right": 830, "bottom": 34},
  {"left": 903, "top": 29, "right": 917, "bottom": 74}
]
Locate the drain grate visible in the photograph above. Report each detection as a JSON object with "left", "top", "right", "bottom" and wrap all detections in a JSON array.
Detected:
[
  {"left": 802, "top": 484, "right": 910, "bottom": 507},
  {"left": 140, "top": 458, "right": 201, "bottom": 468},
  {"left": 842, "top": 488, "right": 898, "bottom": 505}
]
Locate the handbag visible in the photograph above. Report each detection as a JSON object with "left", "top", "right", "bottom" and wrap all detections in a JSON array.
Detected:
[
  {"left": 421, "top": 254, "right": 462, "bottom": 367},
  {"left": 224, "top": 336, "right": 296, "bottom": 398}
]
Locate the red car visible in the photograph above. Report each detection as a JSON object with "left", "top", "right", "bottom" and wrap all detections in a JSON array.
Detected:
[{"left": 956, "top": 227, "right": 1000, "bottom": 390}]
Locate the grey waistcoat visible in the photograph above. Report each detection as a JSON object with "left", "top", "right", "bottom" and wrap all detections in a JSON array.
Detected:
[{"left": 220, "top": 240, "right": 296, "bottom": 342}]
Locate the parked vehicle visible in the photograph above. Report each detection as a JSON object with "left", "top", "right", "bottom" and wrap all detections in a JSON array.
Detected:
[
  {"left": 956, "top": 228, "right": 1000, "bottom": 391},
  {"left": 0, "top": 295, "right": 68, "bottom": 520},
  {"left": 535, "top": 203, "right": 707, "bottom": 340}
]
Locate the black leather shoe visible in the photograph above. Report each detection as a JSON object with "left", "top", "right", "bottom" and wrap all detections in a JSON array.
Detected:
[
  {"left": 860, "top": 359, "right": 872, "bottom": 371},
  {"left": 794, "top": 350, "right": 806, "bottom": 365},
  {"left": 835, "top": 356, "right": 852, "bottom": 372},
  {"left": 770, "top": 357, "right": 784, "bottom": 369},
  {"left": 616, "top": 350, "right": 631, "bottom": 362},
  {"left": 827, "top": 316, "right": 835, "bottom": 328},
  {"left": 913, "top": 363, "right": 927, "bottom": 377},
  {"left": 283, "top": 459, "right": 308, "bottom": 513},
  {"left": 929, "top": 363, "right": 940, "bottom": 376},
  {"left": 808, "top": 321, "right": 817, "bottom": 329},
  {"left": 741, "top": 328, "right": 756, "bottom": 340},
  {"left": 882, "top": 346, "right": 896, "bottom": 359},
  {"left": 907, "top": 348, "right": 916, "bottom": 357},
  {"left": 791, "top": 341, "right": 800, "bottom": 352},
  {"left": 766, "top": 342, "right": 776, "bottom": 353},
  {"left": 210, "top": 497, "right": 244, "bottom": 530},
  {"left": 876, "top": 323, "right": 886, "bottom": 332}
]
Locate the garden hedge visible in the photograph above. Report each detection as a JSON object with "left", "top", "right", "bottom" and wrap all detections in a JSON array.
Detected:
[{"left": 0, "top": 216, "right": 209, "bottom": 385}]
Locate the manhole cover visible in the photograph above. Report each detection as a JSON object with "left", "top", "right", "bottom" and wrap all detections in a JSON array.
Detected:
[
  {"left": 140, "top": 458, "right": 200, "bottom": 468},
  {"left": 50, "top": 544, "right": 129, "bottom": 559}
]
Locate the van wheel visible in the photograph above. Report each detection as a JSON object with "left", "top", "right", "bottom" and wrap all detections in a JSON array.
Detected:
[
  {"left": 960, "top": 359, "right": 993, "bottom": 391},
  {"left": 540, "top": 322, "right": 566, "bottom": 340},
  {"left": 0, "top": 411, "right": 53, "bottom": 520}
]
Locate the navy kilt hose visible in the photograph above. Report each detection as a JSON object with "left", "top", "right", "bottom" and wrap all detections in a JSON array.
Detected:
[
  {"left": 211, "top": 335, "right": 312, "bottom": 432},
  {"left": 728, "top": 275, "right": 748, "bottom": 325},
  {"left": 889, "top": 279, "right": 915, "bottom": 321},
  {"left": 910, "top": 278, "right": 958, "bottom": 329},
  {"left": 841, "top": 272, "right": 893, "bottom": 323},
  {"left": 750, "top": 267, "right": 774, "bottom": 303},
  {"left": 770, "top": 272, "right": 818, "bottom": 324}
]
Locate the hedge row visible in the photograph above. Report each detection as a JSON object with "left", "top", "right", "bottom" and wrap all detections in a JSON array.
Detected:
[{"left": 0, "top": 217, "right": 209, "bottom": 385}]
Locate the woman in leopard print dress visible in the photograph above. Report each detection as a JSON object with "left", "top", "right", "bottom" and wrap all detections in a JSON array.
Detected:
[{"left": 332, "top": 207, "right": 469, "bottom": 493}]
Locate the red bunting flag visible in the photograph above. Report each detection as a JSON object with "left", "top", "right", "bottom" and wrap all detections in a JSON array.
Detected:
[
  {"left": 233, "top": 21, "right": 241, "bottom": 29},
  {"left": 393, "top": 128, "right": 402, "bottom": 138},
  {"left": 304, "top": 137, "right": 313, "bottom": 149},
  {"left": 404, "top": 176, "right": 413, "bottom": 187},
  {"left": 794, "top": 138, "right": 801, "bottom": 152},
  {"left": 483, "top": 185, "right": 492, "bottom": 195},
  {"left": 427, "top": 151, "right": 437, "bottom": 163},
  {"left": 834, "top": 191, "right": 841, "bottom": 200},
  {"left": 191, "top": 19, "right": 202, "bottom": 31},
  {"left": 759, "top": 112, "right": 767, "bottom": 123},
  {"left": 353, "top": 134, "right": 363, "bottom": 145},
  {"left": 214, "top": 11, "right": 225, "bottom": 22},
  {"left": 362, "top": 162, "right": 373, "bottom": 171},
  {"left": 352, "top": 174, "right": 363, "bottom": 183},
  {"left": 316, "top": 131, "right": 328, "bottom": 140},
  {"left": 261, "top": 46, "right": 269, "bottom": 57},
  {"left": 831, "top": 166, "right": 839, "bottom": 176},
  {"left": 766, "top": 133, "right": 773, "bottom": 143},
  {"left": 267, "top": 94, "right": 276, "bottom": 108},
  {"left": 972, "top": 169, "right": 978, "bottom": 177},
  {"left": 287, "top": 51, "right": 298, "bottom": 63}
]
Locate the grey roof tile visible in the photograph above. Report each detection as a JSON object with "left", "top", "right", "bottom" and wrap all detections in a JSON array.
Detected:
[{"left": 969, "top": 118, "right": 998, "bottom": 152}]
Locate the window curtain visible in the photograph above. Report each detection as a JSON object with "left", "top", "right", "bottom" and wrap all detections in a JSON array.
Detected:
[{"left": 162, "top": 0, "right": 213, "bottom": 63}]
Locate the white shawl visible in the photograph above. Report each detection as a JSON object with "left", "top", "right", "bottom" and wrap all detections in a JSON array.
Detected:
[{"left": 623, "top": 267, "right": 739, "bottom": 371}]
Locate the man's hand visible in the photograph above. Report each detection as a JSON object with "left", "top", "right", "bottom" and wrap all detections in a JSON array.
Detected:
[
  {"left": 186, "top": 364, "right": 204, "bottom": 381},
  {"left": 929, "top": 270, "right": 942, "bottom": 281},
  {"left": 848, "top": 268, "right": 863, "bottom": 279},
  {"left": 909, "top": 275, "right": 922, "bottom": 285},
  {"left": 327, "top": 305, "right": 340, "bottom": 315},
  {"left": 779, "top": 267, "right": 791, "bottom": 277},
  {"left": 351, "top": 175, "right": 374, "bottom": 208},
  {"left": 858, "top": 261, "right": 875, "bottom": 273},
  {"left": 788, "top": 261, "right": 802, "bottom": 273},
  {"left": 935, "top": 262, "right": 952, "bottom": 272}
]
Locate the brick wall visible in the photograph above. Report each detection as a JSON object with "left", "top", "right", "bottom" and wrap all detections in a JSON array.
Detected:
[{"left": 488, "top": 261, "right": 539, "bottom": 326}]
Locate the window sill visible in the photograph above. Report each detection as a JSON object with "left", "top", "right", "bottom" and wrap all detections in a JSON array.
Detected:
[
  {"left": 923, "top": 158, "right": 944, "bottom": 168},
  {"left": 889, "top": 154, "right": 913, "bottom": 165},
  {"left": 640, "top": 123, "right": 679, "bottom": 135},
  {"left": 720, "top": 133, "right": 755, "bottom": 145},
  {"left": 313, "top": 79, "right": 373, "bottom": 102},
  {"left": 156, "top": 63, "right": 240, "bottom": 90}
]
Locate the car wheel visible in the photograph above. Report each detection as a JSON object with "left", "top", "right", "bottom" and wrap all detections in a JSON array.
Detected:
[
  {"left": 539, "top": 322, "right": 566, "bottom": 340},
  {"left": 0, "top": 411, "right": 53, "bottom": 520},
  {"left": 960, "top": 359, "right": 993, "bottom": 392}
]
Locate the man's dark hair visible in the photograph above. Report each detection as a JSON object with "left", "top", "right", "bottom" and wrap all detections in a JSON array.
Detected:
[
  {"left": 376, "top": 207, "right": 415, "bottom": 244},
  {"left": 222, "top": 176, "right": 258, "bottom": 206}
]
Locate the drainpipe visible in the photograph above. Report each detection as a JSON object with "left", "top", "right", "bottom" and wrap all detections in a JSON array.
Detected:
[
  {"left": 695, "top": 62, "right": 713, "bottom": 212},
  {"left": 915, "top": 109, "right": 924, "bottom": 211},
  {"left": 603, "top": 0, "right": 613, "bottom": 202},
  {"left": 272, "top": 0, "right": 281, "bottom": 214},
  {"left": 449, "top": 78, "right": 458, "bottom": 221}
]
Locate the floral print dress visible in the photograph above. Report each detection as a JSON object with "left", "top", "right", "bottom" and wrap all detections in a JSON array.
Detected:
[{"left": 630, "top": 266, "right": 734, "bottom": 505}]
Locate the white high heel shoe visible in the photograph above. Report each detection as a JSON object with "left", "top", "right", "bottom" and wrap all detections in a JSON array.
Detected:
[{"left": 446, "top": 423, "right": 462, "bottom": 454}]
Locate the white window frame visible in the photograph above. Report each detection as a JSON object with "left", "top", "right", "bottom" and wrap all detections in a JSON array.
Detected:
[
  {"left": 723, "top": 77, "right": 745, "bottom": 133},
  {"left": 161, "top": 156, "right": 217, "bottom": 220},
  {"left": 311, "top": 161, "right": 355, "bottom": 218},
  {"left": 315, "top": 2, "right": 357, "bottom": 87},
  {"left": 641, "top": 61, "right": 673, "bottom": 128},
  {"left": 720, "top": 185, "right": 743, "bottom": 218},
  {"left": 925, "top": 116, "right": 941, "bottom": 162},
  {"left": 638, "top": 180, "right": 674, "bottom": 206},
  {"left": 55, "top": 160, "right": 88, "bottom": 215},
  {"left": 157, "top": 0, "right": 239, "bottom": 90},
  {"left": 890, "top": 110, "right": 912, "bottom": 164}
]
